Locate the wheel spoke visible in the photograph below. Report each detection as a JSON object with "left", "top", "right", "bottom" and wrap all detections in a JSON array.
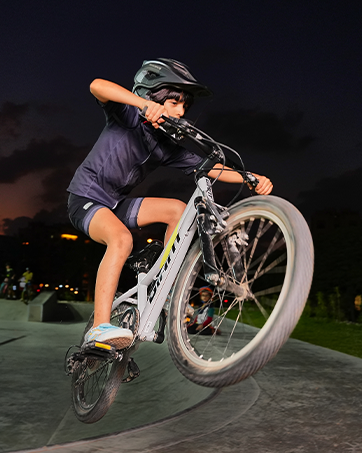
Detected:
[{"left": 178, "top": 214, "right": 291, "bottom": 363}]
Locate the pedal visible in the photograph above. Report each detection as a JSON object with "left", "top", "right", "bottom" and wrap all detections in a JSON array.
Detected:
[
  {"left": 122, "top": 357, "right": 140, "bottom": 383},
  {"left": 64, "top": 341, "right": 119, "bottom": 375},
  {"left": 81, "top": 340, "right": 119, "bottom": 361}
]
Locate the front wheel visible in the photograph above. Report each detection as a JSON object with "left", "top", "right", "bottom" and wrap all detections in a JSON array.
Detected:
[{"left": 167, "top": 196, "right": 314, "bottom": 387}]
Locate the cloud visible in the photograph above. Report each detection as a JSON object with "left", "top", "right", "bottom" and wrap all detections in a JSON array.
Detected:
[
  {"left": 202, "top": 108, "right": 316, "bottom": 154},
  {"left": 1, "top": 216, "right": 32, "bottom": 236},
  {"left": 1, "top": 204, "right": 69, "bottom": 236},
  {"left": 0, "top": 101, "right": 29, "bottom": 138},
  {"left": 0, "top": 136, "right": 88, "bottom": 184}
]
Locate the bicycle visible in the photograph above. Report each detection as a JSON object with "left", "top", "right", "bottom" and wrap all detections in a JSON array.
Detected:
[
  {"left": 21, "top": 282, "right": 34, "bottom": 303},
  {"left": 65, "top": 113, "right": 314, "bottom": 423}
]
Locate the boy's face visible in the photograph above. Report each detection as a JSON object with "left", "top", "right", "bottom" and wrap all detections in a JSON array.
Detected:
[
  {"left": 163, "top": 99, "right": 185, "bottom": 118},
  {"left": 200, "top": 291, "right": 212, "bottom": 302}
]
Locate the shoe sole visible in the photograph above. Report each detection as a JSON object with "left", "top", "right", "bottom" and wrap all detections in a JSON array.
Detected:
[{"left": 100, "top": 336, "right": 133, "bottom": 350}]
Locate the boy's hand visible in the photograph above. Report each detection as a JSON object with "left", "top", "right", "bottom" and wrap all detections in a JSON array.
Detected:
[
  {"left": 253, "top": 175, "right": 273, "bottom": 195},
  {"left": 142, "top": 101, "right": 168, "bottom": 128}
]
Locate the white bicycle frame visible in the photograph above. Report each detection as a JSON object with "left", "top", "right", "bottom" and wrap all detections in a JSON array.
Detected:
[{"left": 111, "top": 176, "right": 214, "bottom": 342}]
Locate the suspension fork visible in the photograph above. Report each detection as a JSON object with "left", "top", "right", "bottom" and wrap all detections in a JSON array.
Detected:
[
  {"left": 195, "top": 194, "right": 251, "bottom": 299},
  {"left": 195, "top": 196, "right": 220, "bottom": 285}
]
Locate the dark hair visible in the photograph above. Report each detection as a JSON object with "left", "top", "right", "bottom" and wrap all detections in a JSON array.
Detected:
[{"left": 148, "top": 86, "right": 194, "bottom": 112}]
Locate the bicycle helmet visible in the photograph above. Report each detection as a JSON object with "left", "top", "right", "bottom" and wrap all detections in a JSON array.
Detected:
[{"left": 133, "top": 58, "right": 212, "bottom": 99}]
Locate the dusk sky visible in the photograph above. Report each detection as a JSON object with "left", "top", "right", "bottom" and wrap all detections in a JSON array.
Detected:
[{"left": 1, "top": 1, "right": 361, "bottom": 235}]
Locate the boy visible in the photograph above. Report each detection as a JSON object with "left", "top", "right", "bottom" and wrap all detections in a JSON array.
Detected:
[
  {"left": 187, "top": 287, "right": 217, "bottom": 335},
  {"left": 67, "top": 58, "right": 273, "bottom": 348}
]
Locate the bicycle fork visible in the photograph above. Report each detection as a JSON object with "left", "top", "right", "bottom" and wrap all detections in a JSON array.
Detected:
[
  {"left": 195, "top": 195, "right": 251, "bottom": 299},
  {"left": 195, "top": 196, "right": 220, "bottom": 285}
]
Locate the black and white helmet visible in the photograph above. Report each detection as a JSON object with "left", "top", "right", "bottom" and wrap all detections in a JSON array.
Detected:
[{"left": 133, "top": 58, "right": 212, "bottom": 99}]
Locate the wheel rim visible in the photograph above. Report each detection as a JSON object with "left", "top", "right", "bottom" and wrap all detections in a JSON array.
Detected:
[{"left": 175, "top": 207, "right": 294, "bottom": 370}]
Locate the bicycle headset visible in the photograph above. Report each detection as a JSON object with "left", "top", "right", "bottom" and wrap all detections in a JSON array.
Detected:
[{"left": 132, "top": 58, "right": 213, "bottom": 99}]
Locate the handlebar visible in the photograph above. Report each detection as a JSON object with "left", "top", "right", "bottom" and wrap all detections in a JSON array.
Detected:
[{"left": 139, "top": 108, "right": 259, "bottom": 189}]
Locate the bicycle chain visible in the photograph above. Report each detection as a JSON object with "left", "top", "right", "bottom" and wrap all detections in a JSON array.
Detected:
[{"left": 74, "top": 356, "right": 120, "bottom": 387}]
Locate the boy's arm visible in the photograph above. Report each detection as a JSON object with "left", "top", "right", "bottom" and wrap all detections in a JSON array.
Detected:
[
  {"left": 208, "top": 164, "right": 273, "bottom": 195},
  {"left": 90, "top": 79, "right": 167, "bottom": 126}
]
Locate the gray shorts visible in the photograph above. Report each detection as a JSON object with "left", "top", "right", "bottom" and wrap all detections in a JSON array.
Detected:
[{"left": 67, "top": 193, "right": 144, "bottom": 237}]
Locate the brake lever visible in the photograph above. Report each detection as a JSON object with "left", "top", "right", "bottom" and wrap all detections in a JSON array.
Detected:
[
  {"left": 139, "top": 108, "right": 186, "bottom": 141},
  {"left": 244, "top": 171, "right": 259, "bottom": 188},
  {"left": 139, "top": 108, "right": 218, "bottom": 155}
]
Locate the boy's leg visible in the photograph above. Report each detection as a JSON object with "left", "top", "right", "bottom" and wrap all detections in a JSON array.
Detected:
[
  {"left": 137, "top": 198, "right": 186, "bottom": 244},
  {"left": 88, "top": 207, "right": 133, "bottom": 328},
  {"left": 82, "top": 198, "right": 184, "bottom": 346}
]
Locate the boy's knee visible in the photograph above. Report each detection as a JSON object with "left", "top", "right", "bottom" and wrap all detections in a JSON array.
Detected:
[{"left": 109, "top": 228, "right": 133, "bottom": 254}]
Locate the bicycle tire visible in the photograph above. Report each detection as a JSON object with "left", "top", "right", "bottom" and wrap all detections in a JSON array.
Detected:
[
  {"left": 167, "top": 195, "right": 314, "bottom": 387},
  {"left": 71, "top": 302, "right": 138, "bottom": 423}
]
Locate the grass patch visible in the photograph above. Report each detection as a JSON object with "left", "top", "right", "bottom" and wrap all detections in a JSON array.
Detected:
[
  {"left": 222, "top": 308, "right": 362, "bottom": 359},
  {"left": 291, "top": 315, "right": 362, "bottom": 359}
]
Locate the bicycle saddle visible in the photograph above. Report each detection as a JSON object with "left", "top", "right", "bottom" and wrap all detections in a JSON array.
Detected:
[{"left": 126, "top": 240, "right": 164, "bottom": 273}]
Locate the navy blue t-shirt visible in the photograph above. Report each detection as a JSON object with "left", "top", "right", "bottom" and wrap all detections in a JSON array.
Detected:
[{"left": 67, "top": 101, "right": 203, "bottom": 208}]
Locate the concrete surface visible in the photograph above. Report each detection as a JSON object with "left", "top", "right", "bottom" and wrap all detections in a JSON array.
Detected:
[
  {"left": 1, "top": 317, "right": 362, "bottom": 453},
  {"left": 0, "top": 298, "right": 93, "bottom": 323}
]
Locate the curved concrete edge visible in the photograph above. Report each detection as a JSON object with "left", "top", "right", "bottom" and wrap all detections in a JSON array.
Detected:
[
  {"left": 13, "top": 377, "right": 259, "bottom": 453},
  {"left": 0, "top": 321, "right": 224, "bottom": 452}
]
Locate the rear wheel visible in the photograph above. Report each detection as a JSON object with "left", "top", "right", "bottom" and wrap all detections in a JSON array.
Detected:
[
  {"left": 168, "top": 196, "right": 314, "bottom": 387},
  {"left": 71, "top": 302, "right": 139, "bottom": 423}
]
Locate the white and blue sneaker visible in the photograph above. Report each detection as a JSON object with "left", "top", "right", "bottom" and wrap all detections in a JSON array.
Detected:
[{"left": 84, "top": 323, "right": 133, "bottom": 350}]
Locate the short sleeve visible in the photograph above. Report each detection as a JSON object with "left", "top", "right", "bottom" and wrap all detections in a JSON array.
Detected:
[
  {"left": 97, "top": 100, "right": 139, "bottom": 128},
  {"left": 161, "top": 144, "right": 203, "bottom": 175}
]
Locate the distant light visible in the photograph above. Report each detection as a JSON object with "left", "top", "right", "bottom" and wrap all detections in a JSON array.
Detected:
[
  {"left": 37, "top": 289, "right": 40, "bottom": 292},
  {"left": 39, "top": 283, "right": 44, "bottom": 287},
  {"left": 22, "top": 242, "right": 29, "bottom": 245},
  {"left": 55, "top": 287, "right": 59, "bottom": 290},
  {"left": 65, "top": 285, "right": 69, "bottom": 288},
  {"left": 61, "top": 234, "right": 78, "bottom": 241},
  {"left": 70, "top": 288, "right": 74, "bottom": 291},
  {"left": 59, "top": 285, "right": 63, "bottom": 288},
  {"left": 147, "top": 238, "right": 153, "bottom": 243},
  {"left": 74, "top": 291, "right": 78, "bottom": 295},
  {"left": 224, "top": 299, "right": 229, "bottom": 303},
  {"left": 45, "top": 284, "right": 49, "bottom": 288}
]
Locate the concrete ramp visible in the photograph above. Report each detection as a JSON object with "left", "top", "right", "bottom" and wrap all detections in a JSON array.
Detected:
[
  {"left": 48, "top": 335, "right": 216, "bottom": 445},
  {"left": 0, "top": 320, "right": 221, "bottom": 452},
  {"left": 0, "top": 299, "right": 28, "bottom": 321},
  {"left": 0, "top": 296, "right": 94, "bottom": 323},
  {"left": 3, "top": 319, "right": 362, "bottom": 453}
]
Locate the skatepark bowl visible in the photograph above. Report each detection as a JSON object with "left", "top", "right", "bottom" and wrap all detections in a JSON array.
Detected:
[{"left": 1, "top": 294, "right": 362, "bottom": 453}]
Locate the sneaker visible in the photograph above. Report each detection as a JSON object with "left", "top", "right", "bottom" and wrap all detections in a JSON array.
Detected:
[{"left": 84, "top": 323, "right": 133, "bottom": 350}]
